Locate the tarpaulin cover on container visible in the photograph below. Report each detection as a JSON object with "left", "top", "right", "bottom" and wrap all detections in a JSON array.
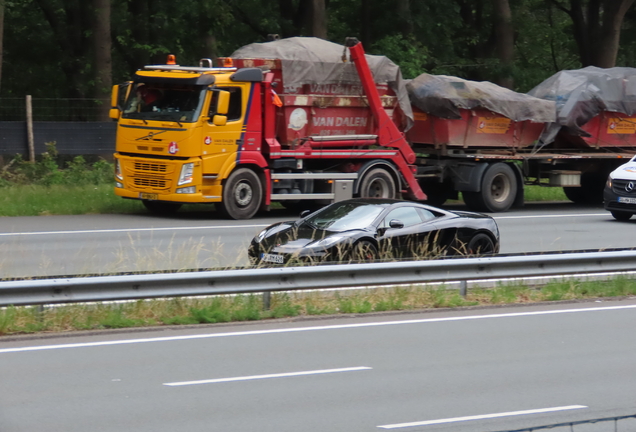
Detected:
[
  {"left": 528, "top": 66, "right": 636, "bottom": 143},
  {"left": 230, "top": 37, "right": 414, "bottom": 128},
  {"left": 406, "top": 73, "right": 556, "bottom": 125}
]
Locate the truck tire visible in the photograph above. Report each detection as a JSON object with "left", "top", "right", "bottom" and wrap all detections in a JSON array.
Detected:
[
  {"left": 419, "top": 180, "right": 453, "bottom": 207},
  {"left": 563, "top": 173, "right": 605, "bottom": 205},
  {"left": 463, "top": 163, "right": 517, "bottom": 212},
  {"left": 142, "top": 200, "right": 182, "bottom": 214},
  {"left": 358, "top": 167, "right": 397, "bottom": 199},
  {"left": 219, "top": 168, "right": 262, "bottom": 220}
]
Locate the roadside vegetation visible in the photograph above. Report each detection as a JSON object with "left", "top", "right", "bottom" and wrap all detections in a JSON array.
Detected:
[
  {"left": 1, "top": 276, "right": 635, "bottom": 336},
  {"left": 0, "top": 146, "right": 567, "bottom": 217}
]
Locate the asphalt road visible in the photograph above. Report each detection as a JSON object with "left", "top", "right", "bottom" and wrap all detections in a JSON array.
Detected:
[
  {"left": 1, "top": 202, "right": 635, "bottom": 277},
  {"left": 2, "top": 301, "right": 636, "bottom": 432}
]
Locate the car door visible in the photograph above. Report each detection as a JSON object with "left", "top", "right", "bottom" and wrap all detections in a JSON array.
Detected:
[{"left": 377, "top": 206, "right": 439, "bottom": 258}]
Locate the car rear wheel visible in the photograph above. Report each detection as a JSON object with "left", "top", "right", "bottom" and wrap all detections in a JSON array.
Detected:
[
  {"left": 350, "top": 240, "right": 378, "bottom": 262},
  {"left": 611, "top": 210, "right": 633, "bottom": 221},
  {"left": 466, "top": 233, "right": 496, "bottom": 256}
]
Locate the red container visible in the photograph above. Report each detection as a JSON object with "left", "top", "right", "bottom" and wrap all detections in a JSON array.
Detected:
[
  {"left": 561, "top": 111, "right": 636, "bottom": 148},
  {"left": 407, "top": 107, "right": 545, "bottom": 149},
  {"left": 227, "top": 57, "right": 401, "bottom": 146}
]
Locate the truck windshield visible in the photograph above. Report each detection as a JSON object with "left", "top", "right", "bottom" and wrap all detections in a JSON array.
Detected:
[{"left": 122, "top": 83, "right": 206, "bottom": 123}]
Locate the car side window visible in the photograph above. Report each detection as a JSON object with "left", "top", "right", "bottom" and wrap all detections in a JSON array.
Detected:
[
  {"left": 382, "top": 207, "right": 423, "bottom": 228},
  {"left": 417, "top": 208, "right": 437, "bottom": 221}
]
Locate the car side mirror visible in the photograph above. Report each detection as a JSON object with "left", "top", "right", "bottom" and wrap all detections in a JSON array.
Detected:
[
  {"left": 389, "top": 219, "right": 404, "bottom": 229},
  {"left": 300, "top": 210, "right": 311, "bottom": 218}
]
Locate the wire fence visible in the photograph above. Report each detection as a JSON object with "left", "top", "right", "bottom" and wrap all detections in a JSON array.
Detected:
[{"left": 0, "top": 98, "right": 111, "bottom": 122}]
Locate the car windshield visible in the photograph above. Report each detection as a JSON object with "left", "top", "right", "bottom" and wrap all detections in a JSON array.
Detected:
[
  {"left": 122, "top": 83, "right": 206, "bottom": 123},
  {"left": 305, "top": 202, "right": 385, "bottom": 231}
]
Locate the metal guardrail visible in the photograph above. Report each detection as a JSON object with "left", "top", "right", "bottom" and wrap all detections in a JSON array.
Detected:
[
  {"left": 1, "top": 250, "right": 636, "bottom": 307},
  {"left": 491, "top": 413, "right": 636, "bottom": 431}
]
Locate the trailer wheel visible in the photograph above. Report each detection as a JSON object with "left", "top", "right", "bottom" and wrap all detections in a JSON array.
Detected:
[
  {"left": 358, "top": 167, "right": 397, "bottom": 199},
  {"left": 563, "top": 173, "right": 605, "bottom": 204},
  {"left": 419, "top": 180, "right": 453, "bottom": 207},
  {"left": 142, "top": 200, "right": 182, "bottom": 215},
  {"left": 463, "top": 163, "right": 517, "bottom": 212},
  {"left": 219, "top": 168, "right": 262, "bottom": 220}
]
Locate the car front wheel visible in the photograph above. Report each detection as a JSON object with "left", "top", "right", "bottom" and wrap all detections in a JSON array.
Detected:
[
  {"left": 611, "top": 210, "right": 633, "bottom": 221},
  {"left": 350, "top": 240, "right": 378, "bottom": 262}
]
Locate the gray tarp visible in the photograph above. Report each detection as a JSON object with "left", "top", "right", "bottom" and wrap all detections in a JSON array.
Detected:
[
  {"left": 230, "top": 37, "right": 414, "bottom": 129},
  {"left": 528, "top": 66, "right": 636, "bottom": 143},
  {"left": 406, "top": 73, "right": 556, "bottom": 125}
]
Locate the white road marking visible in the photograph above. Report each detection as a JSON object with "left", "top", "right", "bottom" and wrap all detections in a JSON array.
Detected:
[
  {"left": 0, "top": 224, "right": 270, "bottom": 237},
  {"left": 1, "top": 304, "right": 636, "bottom": 354},
  {"left": 0, "top": 213, "right": 609, "bottom": 237},
  {"left": 377, "top": 405, "right": 588, "bottom": 429},
  {"left": 494, "top": 213, "right": 606, "bottom": 220},
  {"left": 164, "top": 366, "right": 372, "bottom": 387}
]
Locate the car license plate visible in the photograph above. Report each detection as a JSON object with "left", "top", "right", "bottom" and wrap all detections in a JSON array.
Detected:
[
  {"left": 261, "top": 253, "right": 285, "bottom": 264},
  {"left": 618, "top": 197, "right": 636, "bottom": 204},
  {"left": 139, "top": 193, "right": 158, "bottom": 200}
]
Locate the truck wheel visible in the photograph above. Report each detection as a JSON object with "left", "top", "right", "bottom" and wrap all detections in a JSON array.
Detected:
[
  {"left": 219, "top": 168, "right": 262, "bottom": 220},
  {"left": 142, "top": 200, "right": 182, "bottom": 214},
  {"left": 419, "top": 180, "right": 452, "bottom": 207},
  {"left": 611, "top": 211, "right": 633, "bottom": 221},
  {"left": 358, "top": 167, "right": 397, "bottom": 199},
  {"left": 463, "top": 163, "right": 517, "bottom": 212},
  {"left": 564, "top": 173, "right": 605, "bottom": 204}
]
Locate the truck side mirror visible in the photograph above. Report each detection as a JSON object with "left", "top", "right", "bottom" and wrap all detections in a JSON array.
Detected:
[
  {"left": 109, "top": 85, "right": 120, "bottom": 119},
  {"left": 216, "top": 90, "right": 230, "bottom": 115}
]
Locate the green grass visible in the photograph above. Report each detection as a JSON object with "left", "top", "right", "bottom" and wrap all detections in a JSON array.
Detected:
[
  {"left": 1, "top": 276, "right": 634, "bottom": 336},
  {"left": 0, "top": 184, "right": 144, "bottom": 216},
  {"left": 0, "top": 183, "right": 570, "bottom": 217}
]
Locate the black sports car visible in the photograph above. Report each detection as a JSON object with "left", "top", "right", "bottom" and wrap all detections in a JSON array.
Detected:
[{"left": 248, "top": 198, "right": 500, "bottom": 265}]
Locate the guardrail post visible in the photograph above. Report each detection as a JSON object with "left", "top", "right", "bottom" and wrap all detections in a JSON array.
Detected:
[
  {"left": 262, "top": 292, "right": 271, "bottom": 310},
  {"left": 459, "top": 280, "right": 468, "bottom": 297}
]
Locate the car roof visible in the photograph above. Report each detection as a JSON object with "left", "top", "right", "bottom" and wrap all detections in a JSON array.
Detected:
[{"left": 331, "top": 198, "right": 455, "bottom": 215}]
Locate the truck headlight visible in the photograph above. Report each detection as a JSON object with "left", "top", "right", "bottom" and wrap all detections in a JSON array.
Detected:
[
  {"left": 178, "top": 163, "right": 194, "bottom": 186},
  {"left": 115, "top": 159, "right": 123, "bottom": 181}
]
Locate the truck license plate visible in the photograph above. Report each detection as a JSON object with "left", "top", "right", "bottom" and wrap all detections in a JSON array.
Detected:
[
  {"left": 261, "top": 253, "right": 285, "bottom": 264},
  {"left": 618, "top": 197, "right": 636, "bottom": 204},
  {"left": 139, "top": 193, "right": 158, "bottom": 200}
]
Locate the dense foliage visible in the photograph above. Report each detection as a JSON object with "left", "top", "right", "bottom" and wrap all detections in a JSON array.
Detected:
[{"left": 1, "top": 0, "right": 636, "bottom": 100}]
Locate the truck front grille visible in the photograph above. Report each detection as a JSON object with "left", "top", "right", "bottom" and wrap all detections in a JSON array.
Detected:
[
  {"left": 134, "top": 177, "right": 167, "bottom": 188},
  {"left": 134, "top": 162, "right": 168, "bottom": 173}
]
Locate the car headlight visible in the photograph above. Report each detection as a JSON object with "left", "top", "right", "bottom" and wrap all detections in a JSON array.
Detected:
[
  {"left": 310, "top": 236, "right": 345, "bottom": 248},
  {"left": 256, "top": 229, "right": 268, "bottom": 242},
  {"left": 178, "top": 163, "right": 194, "bottom": 186},
  {"left": 606, "top": 176, "right": 613, "bottom": 188}
]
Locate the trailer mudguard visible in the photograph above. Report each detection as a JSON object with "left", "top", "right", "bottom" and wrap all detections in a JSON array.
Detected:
[{"left": 451, "top": 163, "right": 489, "bottom": 192}]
